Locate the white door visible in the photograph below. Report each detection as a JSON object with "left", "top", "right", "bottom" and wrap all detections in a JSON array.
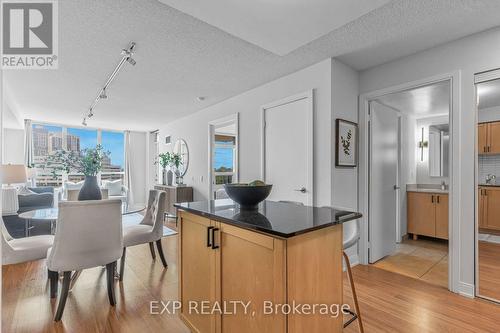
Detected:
[
  {"left": 262, "top": 92, "right": 313, "bottom": 205},
  {"left": 369, "top": 101, "right": 399, "bottom": 263}
]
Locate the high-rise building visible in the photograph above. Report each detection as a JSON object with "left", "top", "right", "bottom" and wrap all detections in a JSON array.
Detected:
[
  {"left": 48, "top": 133, "right": 63, "bottom": 154},
  {"left": 32, "top": 126, "right": 49, "bottom": 158},
  {"left": 66, "top": 134, "right": 80, "bottom": 152}
]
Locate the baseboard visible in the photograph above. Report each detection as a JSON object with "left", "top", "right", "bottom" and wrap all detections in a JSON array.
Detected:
[{"left": 458, "top": 281, "right": 475, "bottom": 298}]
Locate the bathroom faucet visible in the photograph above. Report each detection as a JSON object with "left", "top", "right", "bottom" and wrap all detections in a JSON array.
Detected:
[
  {"left": 441, "top": 181, "right": 446, "bottom": 190},
  {"left": 486, "top": 174, "right": 496, "bottom": 185}
]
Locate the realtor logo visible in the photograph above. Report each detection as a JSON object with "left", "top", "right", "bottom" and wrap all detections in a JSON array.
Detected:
[{"left": 1, "top": 0, "right": 58, "bottom": 69}]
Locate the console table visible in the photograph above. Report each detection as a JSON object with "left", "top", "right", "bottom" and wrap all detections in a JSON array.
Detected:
[{"left": 153, "top": 185, "right": 193, "bottom": 219}]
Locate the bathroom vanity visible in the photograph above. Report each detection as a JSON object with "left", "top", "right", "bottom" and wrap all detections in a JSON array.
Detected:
[{"left": 175, "top": 200, "right": 361, "bottom": 333}]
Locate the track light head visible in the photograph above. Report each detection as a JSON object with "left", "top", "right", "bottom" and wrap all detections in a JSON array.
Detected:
[
  {"left": 127, "top": 57, "right": 136, "bottom": 66},
  {"left": 82, "top": 118, "right": 87, "bottom": 126},
  {"left": 99, "top": 89, "right": 107, "bottom": 99}
]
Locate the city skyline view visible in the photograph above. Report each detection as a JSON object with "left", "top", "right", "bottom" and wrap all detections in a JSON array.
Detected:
[{"left": 33, "top": 124, "right": 124, "bottom": 171}]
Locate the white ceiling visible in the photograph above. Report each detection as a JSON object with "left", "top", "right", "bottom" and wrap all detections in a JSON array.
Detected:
[
  {"left": 375, "top": 80, "right": 450, "bottom": 117},
  {"left": 158, "top": 0, "right": 391, "bottom": 56},
  {"left": 477, "top": 79, "right": 500, "bottom": 110},
  {"left": 4, "top": 0, "right": 500, "bottom": 131}
]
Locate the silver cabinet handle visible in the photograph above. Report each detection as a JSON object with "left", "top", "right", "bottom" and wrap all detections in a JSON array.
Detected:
[{"left": 294, "top": 187, "right": 307, "bottom": 193}]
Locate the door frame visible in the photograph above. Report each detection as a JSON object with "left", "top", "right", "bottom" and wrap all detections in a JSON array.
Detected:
[
  {"left": 260, "top": 90, "right": 314, "bottom": 206},
  {"left": 208, "top": 113, "right": 239, "bottom": 199},
  {"left": 359, "top": 71, "right": 461, "bottom": 293}
]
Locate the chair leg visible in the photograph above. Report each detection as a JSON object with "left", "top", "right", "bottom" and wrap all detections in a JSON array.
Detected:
[
  {"left": 54, "top": 271, "right": 71, "bottom": 321},
  {"left": 48, "top": 269, "right": 59, "bottom": 299},
  {"left": 156, "top": 239, "right": 168, "bottom": 268},
  {"left": 119, "top": 248, "right": 126, "bottom": 282},
  {"left": 106, "top": 262, "right": 117, "bottom": 306},
  {"left": 343, "top": 251, "right": 364, "bottom": 333},
  {"left": 149, "top": 242, "right": 156, "bottom": 260}
]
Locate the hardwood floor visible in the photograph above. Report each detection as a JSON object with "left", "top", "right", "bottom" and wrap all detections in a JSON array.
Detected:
[
  {"left": 373, "top": 238, "right": 448, "bottom": 288},
  {"left": 343, "top": 265, "right": 500, "bottom": 333},
  {"left": 3, "top": 234, "right": 500, "bottom": 332},
  {"left": 478, "top": 240, "right": 500, "bottom": 301}
]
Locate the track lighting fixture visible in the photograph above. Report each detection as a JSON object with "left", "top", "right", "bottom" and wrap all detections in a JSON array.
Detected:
[{"left": 83, "top": 41, "right": 136, "bottom": 125}]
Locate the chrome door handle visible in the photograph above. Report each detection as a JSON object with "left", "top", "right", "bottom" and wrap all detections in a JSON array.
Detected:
[
  {"left": 393, "top": 185, "right": 400, "bottom": 190},
  {"left": 294, "top": 187, "right": 307, "bottom": 193}
]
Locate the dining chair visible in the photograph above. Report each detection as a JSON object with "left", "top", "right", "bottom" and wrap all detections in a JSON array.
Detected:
[
  {"left": 1, "top": 217, "right": 54, "bottom": 265},
  {"left": 322, "top": 206, "right": 364, "bottom": 333},
  {"left": 119, "top": 190, "right": 167, "bottom": 281},
  {"left": 47, "top": 199, "right": 123, "bottom": 321}
]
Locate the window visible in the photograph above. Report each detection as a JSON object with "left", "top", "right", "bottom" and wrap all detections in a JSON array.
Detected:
[
  {"left": 65, "top": 127, "right": 98, "bottom": 182},
  {"left": 32, "top": 122, "right": 125, "bottom": 185},
  {"left": 213, "top": 134, "right": 236, "bottom": 185},
  {"left": 101, "top": 131, "right": 125, "bottom": 181},
  {"left": 32, "top": 124, "right": 63, "bottom": 186}
]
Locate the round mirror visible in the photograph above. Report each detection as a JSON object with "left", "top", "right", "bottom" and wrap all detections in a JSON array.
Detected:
[{"left": 173, "top": 139, "right": 189, "bottom": 177}]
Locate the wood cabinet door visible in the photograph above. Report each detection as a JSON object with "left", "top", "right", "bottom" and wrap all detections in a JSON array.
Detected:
[
  {"left": 408, "top": 192, "right": 436, "bottom": 237},
  {"left": 478, "top": 123, "right": 488, "bottom": 154},
  {"left": 435, "top": 194, "right": 449, "bottom": 239},
  {"left": 488, "top": 122, "right": 500, "bottom": 154},
  {"left": 179, "top": 212, "right": 217, "bottom": 333},
  {"left": 484, "top": 189, "right": 500, "bottom": 231},
  {"left": 216, "top": 223, "right": 286, "bottom": 333},
  {"left": 479, "top": 188, "right": 486, "bottom": 228}
]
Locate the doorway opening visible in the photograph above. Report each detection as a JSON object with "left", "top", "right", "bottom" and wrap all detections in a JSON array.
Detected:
[
  {"left": 367, "top": 80, "right": 451, "bottom": 289},
  {"left": 208, "top": 114, "right": 239, "bottom": 200},
  {"left": 475, "top": 69, "right": 500, "bottom": 303}
]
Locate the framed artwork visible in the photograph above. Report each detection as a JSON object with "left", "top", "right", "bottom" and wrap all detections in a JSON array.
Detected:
[{"left": 335, "top": 119, "right": 358, "bottom": 167}]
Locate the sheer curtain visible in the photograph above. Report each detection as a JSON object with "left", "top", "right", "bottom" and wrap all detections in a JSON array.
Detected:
[
  {"left": 24, "top": 119, "right": 33, "bottom": 166},
  {"left": 124, "top": 131, "right": 134, "bottom": 208}
]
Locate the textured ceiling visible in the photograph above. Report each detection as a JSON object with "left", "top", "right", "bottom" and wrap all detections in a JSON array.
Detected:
[
  {"left": 375, "top": 81, "right": 450, "bottom": 117},
  {"left": 157, "top": 0, "right": 391, "bottom": 55},
  {"left": 4, "top": 0, "right": 500, "bottom": 131}
]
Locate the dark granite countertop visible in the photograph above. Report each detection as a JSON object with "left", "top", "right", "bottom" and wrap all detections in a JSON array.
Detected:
[{"left": 174, "top": 199, "right": 362, "bottom": 238}]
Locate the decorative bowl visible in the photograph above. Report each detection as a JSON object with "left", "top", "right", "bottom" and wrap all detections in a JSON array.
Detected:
[{"left": 224, "top": 183, "right": 273, "bottom": 209}]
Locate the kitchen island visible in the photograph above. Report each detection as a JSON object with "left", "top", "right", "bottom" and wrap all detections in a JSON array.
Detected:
[{"left": 175, "top": 199, "right": 362, "bottom": 333}]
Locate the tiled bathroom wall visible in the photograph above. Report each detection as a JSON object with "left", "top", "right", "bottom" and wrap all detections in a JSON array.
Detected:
[{"left": 479, "top": 154, "right": 500, "bottom": 184}]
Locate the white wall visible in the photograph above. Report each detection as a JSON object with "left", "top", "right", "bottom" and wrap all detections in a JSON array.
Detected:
[
  {"left": 2, "top": 128, "right": 24, "bottom": 164},
  {"left": 331, "top": 60, "right": 359, "bottom": 210},
  {"left": 159, "top": 59, "right": 343, "bottom": 207},
  {"left": 360, "top": 26, "right": 500, "bottom": 296},
  {"left": 129, "top": 131, "right": 148, "bottom": 206}
]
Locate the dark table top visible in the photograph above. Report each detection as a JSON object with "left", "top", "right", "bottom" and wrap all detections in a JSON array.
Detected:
[{"left": 175, "top": 199, "right": 362, "bottom": 238}]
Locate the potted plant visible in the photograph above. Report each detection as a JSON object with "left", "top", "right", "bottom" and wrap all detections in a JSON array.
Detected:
[
  {"left": 158, "top": 152, "right": 172, "bottom": 185},
  {"left": 158, "top": 152, "right": 183, "bottom": 186},
  {"left": 44, "top": 145, "right": 110, "bottom": 200},
  {"left": 170, "top": 153, "right": 183, "bottom": 184}
]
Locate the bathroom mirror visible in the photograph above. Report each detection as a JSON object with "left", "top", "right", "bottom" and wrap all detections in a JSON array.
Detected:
[
  {"left": 428, "top": 124, "right": 449, "bottom": 177},
  {"left": 173, "top": 139, "right": 189, "bottom": 177}
]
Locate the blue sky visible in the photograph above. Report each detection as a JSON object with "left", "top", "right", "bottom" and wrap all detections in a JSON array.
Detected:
[{"left": 214, "top": 147, "right": 233, "bottom": 170}]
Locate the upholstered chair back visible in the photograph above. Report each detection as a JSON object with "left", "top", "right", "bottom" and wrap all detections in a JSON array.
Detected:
[
  {"left": 140, "top": 190, "right": 166, "bottom": 240},
  {"left": 1, "top": 218, "right": 15, "bottom": 262},
  {"left": 47, "top": 199, "right": 123, "bottom": 272}
]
